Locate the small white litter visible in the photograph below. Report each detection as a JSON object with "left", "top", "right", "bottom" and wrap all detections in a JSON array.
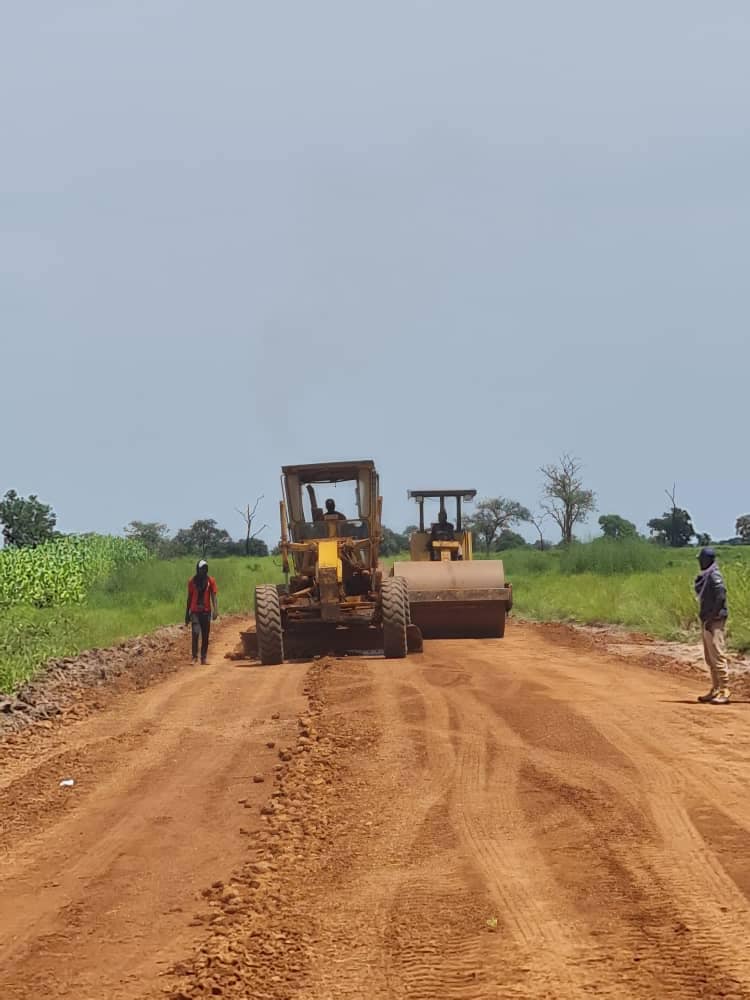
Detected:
[{"left": 59, "top": 779, "right": 75, "bottom": 788}]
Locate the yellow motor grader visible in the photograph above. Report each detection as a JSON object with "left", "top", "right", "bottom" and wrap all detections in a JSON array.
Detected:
[
  {"left": 392, "top": 489, "right": 513, "bottom": 638},
  {"left": 241, "top": 460, "right": 422, "bottom": 664}
]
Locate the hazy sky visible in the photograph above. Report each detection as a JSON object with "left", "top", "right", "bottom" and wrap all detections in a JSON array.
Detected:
[{"left": 3, "top": 2, "right": 749, "bottom": 545}]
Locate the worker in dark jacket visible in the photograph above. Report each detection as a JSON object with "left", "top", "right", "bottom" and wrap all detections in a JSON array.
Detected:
[{"left": 694, "top": 547, "right": 730, "bottom": 704}]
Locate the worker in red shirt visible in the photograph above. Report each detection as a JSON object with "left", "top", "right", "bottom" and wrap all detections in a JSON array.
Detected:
[{"left": 185, "top": 559, "right": 218, "bottom": 664}]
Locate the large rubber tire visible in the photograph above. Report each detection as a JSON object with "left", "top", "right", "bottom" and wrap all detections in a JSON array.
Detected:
[
  {"left": 382, "top": 576, "right": 408, "bottom": 659},
  {"left": 393, "top": 575, "right": 411, "bottom": 625},
  {"left": 255, "top": 584, "right": 284, "bottom": 665}
]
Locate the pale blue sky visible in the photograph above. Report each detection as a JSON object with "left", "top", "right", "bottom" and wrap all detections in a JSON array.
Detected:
[{"left": 3, "top": 2, "right": 748, "bottom": 544}]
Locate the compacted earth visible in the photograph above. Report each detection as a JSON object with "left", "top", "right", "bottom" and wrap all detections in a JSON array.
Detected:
[{"left": 3, "top": 619, "right": 750, "bottom": 999}]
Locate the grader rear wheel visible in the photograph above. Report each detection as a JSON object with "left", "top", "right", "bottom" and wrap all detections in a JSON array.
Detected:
[
  {"left": 382, "top": 577, "right": 408, "bottom": 659},
  {"left": 254, "top": 585, "right": 284, "bottom": 665}
]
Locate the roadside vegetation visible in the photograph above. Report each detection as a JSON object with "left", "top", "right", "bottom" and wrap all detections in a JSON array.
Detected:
[
  {"left": 501, "top": 542, "right": 750, "bottom": 653},
  {"left": 0, "top": 554, "right": 280, "bottom": 693}
]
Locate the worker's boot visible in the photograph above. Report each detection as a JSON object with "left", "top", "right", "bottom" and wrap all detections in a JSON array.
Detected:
[
  {"left": 697, "top": 688, "right": 719, "bottom": 703},
  {"left": 709, "top": 688, "right": 731, "bottom": 705}
]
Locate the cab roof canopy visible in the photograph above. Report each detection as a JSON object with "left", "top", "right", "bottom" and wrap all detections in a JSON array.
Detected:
[
  {"left": 282, "top": 460, "right": 375, "bottom": 484},
  {"left": 408, "top": 489, "right": 477, "bottom": 502}
]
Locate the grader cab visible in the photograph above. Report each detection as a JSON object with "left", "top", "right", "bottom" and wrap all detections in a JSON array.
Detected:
[
  {"left": 243, "top": 460, "right": 422, "bottom": 664},
  {"left": 393, "top": 489, "right": 513, "bottom": 638}
]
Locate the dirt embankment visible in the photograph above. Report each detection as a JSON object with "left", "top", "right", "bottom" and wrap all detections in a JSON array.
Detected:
[{"left": 0, "top": 624, "right": 187, "bottom": 735}]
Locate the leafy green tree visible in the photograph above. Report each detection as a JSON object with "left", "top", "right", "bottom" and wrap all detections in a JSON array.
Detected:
[
  {"left": 173, "top": 519, "right": 232, "bottom": 557},
  {"left": 0, "top": 490, "right": 57, "bottom": 548},
  {"left": 736, "top": 515, "right": 750, "bottom": 543},
  {"left": 540, "top": 455, "right": 596, "bottom": 545},
  {"left": 647, "top": 509, "right": 695, "bottom": 547},
  {"left": 696, "top": 532, "right": 712, "bottom": 547},
  {"left": 465, "top": 498, "right": 531, "bottom": 554},
  {"left": 124, "top": 520, "right": 169, "bottom": 555},
  {"left": 495, "top": 529, "right": 528, "bottom": 551},
  {"left": 598, "top": 514, "right": 638, "bottom": 541},
  {"left": 380, "top": 526, "right": 409, "bottom": 556},
  {"left": 223, "top": 537, "right": 269, "bottom": 557}
]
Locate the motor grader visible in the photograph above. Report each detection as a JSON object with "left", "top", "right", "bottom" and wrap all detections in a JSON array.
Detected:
[
  {"left": 241, "top": 460, "right": 422, "bottom": 664},
  {"left": 392, "top": 489, "right": 513, "bottom": 638}
]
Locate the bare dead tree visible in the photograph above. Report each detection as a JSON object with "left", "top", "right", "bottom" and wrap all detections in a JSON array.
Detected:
[
  {"left": 665, "top": 484, "right": 678, "bottom": 548},
  {"left": 540, "top": 454, "right": 596, "bottom": 545},
  {"left": 236, "top": 496, "right": 268, "bottom": 556},
  {"left": 529, "top": 510, "right": 548, "bottom": 550}
]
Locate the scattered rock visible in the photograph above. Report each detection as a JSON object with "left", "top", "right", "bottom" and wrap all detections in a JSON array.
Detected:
[{"left": 253, "top": 774, "right": 265, "bottom": 784}]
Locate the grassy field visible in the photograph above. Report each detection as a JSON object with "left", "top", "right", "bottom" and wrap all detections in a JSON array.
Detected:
[
  {"left": 500, "top": 542, "right": 750, "bottom": 653},
  {"left": 2, "top": 541, "right": 748, "bottom": 693}
]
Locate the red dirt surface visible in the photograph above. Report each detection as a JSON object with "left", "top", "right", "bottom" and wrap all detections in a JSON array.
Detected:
[{"left": 3, "top": 621, "right": 750, "bottom": 999}]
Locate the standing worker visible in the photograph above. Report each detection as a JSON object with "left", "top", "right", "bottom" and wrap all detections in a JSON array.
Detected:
[
  {"left": 695, "top": 547, "right": 730, "bottom": 705},
  {"left": 185, "top": 559, "right": 218, "bottom": 664}
]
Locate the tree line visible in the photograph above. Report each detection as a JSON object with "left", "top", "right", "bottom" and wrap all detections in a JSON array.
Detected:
[
  {"left": 3, "top": 461, "right": 750, "bottom": 558},
  {"left": 459, "top": 458, "right": 750, "bottom": 553},
  {"left": 0, "top": 490, "right": 269, "bottom": 558}
]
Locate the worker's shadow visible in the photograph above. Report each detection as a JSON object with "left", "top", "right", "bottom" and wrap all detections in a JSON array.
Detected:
[
  {"left": 659, "top": 698, "right": 750, "bottom": 705},
  {"left": 232, "top": 659, "right": 310, "bottom": 668}
]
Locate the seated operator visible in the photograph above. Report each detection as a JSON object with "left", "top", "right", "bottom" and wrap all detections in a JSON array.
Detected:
[
  {"left": 324, "top": 498, "right": 346, "bottom": 520},
  {"left": 429, "top": 509, "right": 455, "bottom": 559}
]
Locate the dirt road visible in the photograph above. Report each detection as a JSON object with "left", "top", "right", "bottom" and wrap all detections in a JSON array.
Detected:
[{"left": 3, "top": 622, "right": 750, "bottom": 999}]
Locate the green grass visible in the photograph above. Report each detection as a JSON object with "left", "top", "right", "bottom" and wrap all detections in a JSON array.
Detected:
[
  {"left": 501, "top": 544, "right": 750, "bottom": 653},
  {"left": 0, "top": 555, "right": 284, "bottom": 693}
]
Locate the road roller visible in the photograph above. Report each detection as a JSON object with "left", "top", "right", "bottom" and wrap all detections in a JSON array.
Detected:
[{"left": 391, "top": 489, "right": 513, "bottom": 638}]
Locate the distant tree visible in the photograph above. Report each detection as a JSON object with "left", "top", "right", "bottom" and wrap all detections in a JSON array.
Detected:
[
  {"left": 124, "top": 520, "right": 169, "bottom": 555},
  {"left": 736, "top": 515, "right": 750, "bottom": 543},
  {"left": 648, "top": 485, "right": 695, "bottom": 548},
  {"left": 465, "top": 498, "right": 531, "bottom": 554},
  {"left": 598, "top": 514, "right": 638, "bottom": 541},
  {"left": 173, "top": 519, "right": 232, "bottom": 557},
  {"left": 380, "top": 526, "right": 409, "bottom": 556},
  {"left": 696, "top": 532, "right": 712, "bottom": 547},
  {"left": 223, "top": 536, "right": 269, "bottom": 557},
  {"left": 533, "top": 538, "right": 555, "bottom": 551},
  {"left": 495, "top": 529, "right": 528, "bottom": 551},
  {"left": 648, "top": 510, "right": 695, "bottom": 547},
  {"left": 0, "top": 490, "right": 57, "bottom": 548},
  {"left": 528, "top": 511, "right": 549, "bottom": 551},
  {"left": 540, "top": 455, "right": 596, "bottom": 545},
  {"left": 404, "top": 525, "right": 419, "bottom": 537},
  {"left": 235, "top": 496, "right": 268, "bottom": 556}
]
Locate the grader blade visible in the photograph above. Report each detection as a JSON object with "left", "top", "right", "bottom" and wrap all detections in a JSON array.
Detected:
[{"left": 239, "top": 622, "right": 422, "bottom": 661}]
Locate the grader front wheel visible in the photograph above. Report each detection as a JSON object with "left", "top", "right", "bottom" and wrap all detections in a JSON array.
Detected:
[{"left": 254, "top": 585, "right": 284, "bottom": 665}]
